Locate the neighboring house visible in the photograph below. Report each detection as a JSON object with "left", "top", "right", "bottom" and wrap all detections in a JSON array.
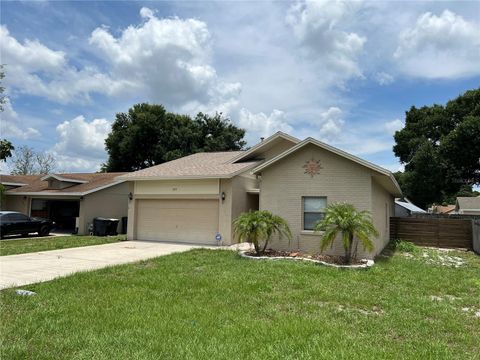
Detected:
[
  {"left": 118, "top": 132, "right": 402, "bottom": 259},
  {"left": 394, "top": 198, "right": 426, "bottom": 217},
  {"left": 1, "top": 173, "right": 128, "bottom": 234},
  {"left": 455, "top": 197, "right": 480, "bottom": 215},
  {"left": 429, "top": 204, "right": 456, "bottom": 214}
]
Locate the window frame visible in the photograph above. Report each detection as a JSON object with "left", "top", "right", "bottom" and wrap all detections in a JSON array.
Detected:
[{"left": 302, "top": 196, "right": 327, "bottom": 231}]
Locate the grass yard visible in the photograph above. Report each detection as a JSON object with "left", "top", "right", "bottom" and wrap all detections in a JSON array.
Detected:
[
  {"left": 0, "top": 235, "right": 125, "bottom": 256},
  {"left": 1, "top": 247, "right": 479, "bottom": 359}
]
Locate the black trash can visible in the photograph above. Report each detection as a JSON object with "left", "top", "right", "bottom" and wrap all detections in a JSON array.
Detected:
[
  {"left": 93, "top": 217, "right": 119, "bottom": 236},
  {"left": 107, "top": 219, "right": 119, "bottom": 235},
  {"left": 121, "top": 216, "right": 128, "bottom": 234}
]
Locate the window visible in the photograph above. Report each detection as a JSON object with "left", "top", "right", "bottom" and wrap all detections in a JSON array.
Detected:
[
  {"left": 1, "top": 214, "right": 13, "bottom": 222},
  {"left": 31, "top": 199, "right": 47, "bottom": 211},
  {"left": 303, "top": 197, "right": 327, "bottom": 230},
  {"left": 11, "top": 214, "right": 30, "bottom": 221}
]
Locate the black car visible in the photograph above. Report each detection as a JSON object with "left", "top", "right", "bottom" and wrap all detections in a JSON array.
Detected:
[{"left": 0, "top": 211, "right": 55, "bottom": 239}]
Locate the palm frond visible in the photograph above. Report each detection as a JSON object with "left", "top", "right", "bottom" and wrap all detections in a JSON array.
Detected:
[
  {"left": 233, "top": 210, "right": 292, "bottom": 255},
  {"left": 314, "top": 202, "right": 379, "bottom": 262}
]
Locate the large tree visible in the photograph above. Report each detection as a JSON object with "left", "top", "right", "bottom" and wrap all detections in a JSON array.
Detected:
[
  {"left": 393, "top": 89, "right": 480, "bottom": 208},
  {"left": 103, "top": 103, "right": 246, "bottom": 172},
  {"left": 11, "top": 146, "right": 57, "bottom": 175},
  {"left": 0, "top": 139, "right": 14, "bottom": 162},
  {"left": 0, "top": 65, "right": 14, "bottom": 162}
]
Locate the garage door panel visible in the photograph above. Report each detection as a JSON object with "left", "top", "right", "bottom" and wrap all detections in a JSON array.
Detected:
[
  {"left": 138, "top": 199, "right": 218, "bottom": 210},
  {"left": 136, "top": 199, "right": 219, "bottom": 244}
]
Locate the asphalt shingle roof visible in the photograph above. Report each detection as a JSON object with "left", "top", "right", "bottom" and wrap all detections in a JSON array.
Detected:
[
  {"left": 1, "top": 173, "right": 126, "bottom": 194},
  {"left": 119, "top": 151, "right": 260, "bottom": 179}
]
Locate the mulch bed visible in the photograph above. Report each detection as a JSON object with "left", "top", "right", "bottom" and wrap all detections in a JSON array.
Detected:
[{"left": 244, "top": 249, "right": 365, "bottom": 265}]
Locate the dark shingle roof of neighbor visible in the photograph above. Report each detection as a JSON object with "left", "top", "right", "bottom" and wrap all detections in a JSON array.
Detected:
[{"left": 1, "top": 173, "right": 126, "bottom": 195}]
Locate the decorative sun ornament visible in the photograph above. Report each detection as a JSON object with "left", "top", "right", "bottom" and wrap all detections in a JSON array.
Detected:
[{"left": 303, "top": 158, "right": 322, "bottom": 178}]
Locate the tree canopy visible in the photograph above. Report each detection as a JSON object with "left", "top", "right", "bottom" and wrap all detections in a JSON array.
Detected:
[
  {"left": 103, "top": 104, "right": 246, "bottom": 172},
  {"left": 393, "top": 89, "right": 480, "bottom": 208},
  {"left": 10, "top": 146, "right": 57, "bottom": 175},
  {"left": 0, "top": 66, "right": 14, "bottom": 163},
  {"left": 0, "top": 139, "right": 14, "bottom": 162}
]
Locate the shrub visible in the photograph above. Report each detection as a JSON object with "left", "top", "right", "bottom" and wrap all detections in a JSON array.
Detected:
[
  {"left": 233, "top": 210, "right": 292, "bottom": 256},
  {"left": 315, "top": 202, "right": 378, "bottom": 264},
  {"left": 391, "top": 239, "right": 418, "bottom": 253}
]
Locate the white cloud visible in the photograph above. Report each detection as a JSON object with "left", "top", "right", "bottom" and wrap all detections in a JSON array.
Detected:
[
  {"left": 374, "top": 71, "right": 394, "bottom": 85},
  {"left": 384, "top": 119, "right": 403, "bottom": 135},
  {"left": 0, "top": 98, "right": 41, "bottom": 140},
  {"left": 0, "top": 26, "right": 65, "bottom": 72},
  {"left": 238, "top": 108, "right": 293, "bottom": 144},
  {"left": 1, "top": 8, "right": 240, "bottom": 112},
  {"left": 394, "top": 10, "right": 480, "bottom": 79},
  {"left": 0, "top": 25, "right": 124, "bottom": 103},
  {"left": 316, "top": 107, "right": 345, "bottom": 142},
  {"left": 51, "top": 116, "right": 111, "bottom": 172},
  {"left": 139, "top": 7, "right": 156, "bottom": 19},
  {"left": 89, "top": 8, "right": 241, "bottom": 112},
  {"left": 286, "top": 0, "right": 366, "bottom": 81}
]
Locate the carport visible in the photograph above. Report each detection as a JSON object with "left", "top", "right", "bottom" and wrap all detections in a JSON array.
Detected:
[{"left": 30, "top": 198, "right": 80, "bottom": 232}]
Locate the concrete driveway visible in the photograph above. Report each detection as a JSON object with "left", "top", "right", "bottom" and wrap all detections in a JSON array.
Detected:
[{"left": 0, "top": 241, "right": 211, "bottom": 290}]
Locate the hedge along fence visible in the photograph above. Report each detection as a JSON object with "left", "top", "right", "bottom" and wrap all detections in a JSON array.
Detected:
[{"left": 390, "top": 217, "right": 473, "bottom": 249}]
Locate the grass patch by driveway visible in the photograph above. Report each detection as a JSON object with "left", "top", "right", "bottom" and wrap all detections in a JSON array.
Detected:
[
  {"left": 1, "top": 248, "right": 479, "bottom": 359},
  {"left": 0, "top": 235, "right": 125, "bottom": 256}
]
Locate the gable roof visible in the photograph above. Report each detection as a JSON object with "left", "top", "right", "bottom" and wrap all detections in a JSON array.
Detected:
[
  {"left": 117, "top": 152, "right": 260, "bottom": 181},
  {"left": 0, "top": 174, "right": 36, "bottom": 187},
  {"left": 229, "top": 131, "right": 300, "bottom": 163},
  {"left": 395, "top": 199, "right": 426, "bottom": 213},
  {"left": 253, "top": 137, "right": 402, "bottom": 196},
  {"left": 456, "top": 197, "right": 480, "bottom": 210},
  {"left": 41, "top": 174, "right": 88, "bottom": 184},
  {"left": 2, "top": 173, "right": 126, "bottom": 196},
  {"left": 431, "top": 204, "right": 456, "bottom": 214}
]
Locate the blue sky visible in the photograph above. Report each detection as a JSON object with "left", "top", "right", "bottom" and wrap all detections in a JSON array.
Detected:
[{"left": 1, "top": 0, "right": 479, "bottom": 173}]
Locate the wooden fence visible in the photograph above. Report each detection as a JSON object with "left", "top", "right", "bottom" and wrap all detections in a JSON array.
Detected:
[{"left": 390, "top": 217, "right": 472, "bottom": 249}]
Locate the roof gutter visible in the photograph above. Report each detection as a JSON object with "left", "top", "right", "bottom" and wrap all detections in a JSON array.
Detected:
[{"left": 0, "top": 182, "right": 28, "bottom": 187}]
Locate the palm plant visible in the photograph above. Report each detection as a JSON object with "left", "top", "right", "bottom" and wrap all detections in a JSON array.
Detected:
[
  {"left": 314, "top": 202, "right": 378, "bottom": 264},
  {"left": 233, "top": 210, "right": 292, "bottom": 255}
]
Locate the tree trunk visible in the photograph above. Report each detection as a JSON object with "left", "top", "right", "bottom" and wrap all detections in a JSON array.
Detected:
[
  {"left": 251, "top": 235, "right": 260, "bottom": 255},
  {"left": 261, "top": 238, "right": 270, "bottom": 255},
  {"left": 345, "top": 233, "right": 354, "bottom": 264},
  {"left": 253, "top": 242, "right": 260, "bottom": 255}
]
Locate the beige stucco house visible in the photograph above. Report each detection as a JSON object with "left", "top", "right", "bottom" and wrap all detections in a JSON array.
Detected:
[
  {"left": 1, "top": 173, "right": 128, "bottom": 234},
  {"left": 455, "top": 197, "right": 480, "bottom": 215},
  {"left": 119, "top": 132, "right": 402, "bottom": 258}
]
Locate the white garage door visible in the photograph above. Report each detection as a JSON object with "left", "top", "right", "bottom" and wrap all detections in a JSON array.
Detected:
[{"left": 136, "top": 199, "right": 219, "bottom": 244}]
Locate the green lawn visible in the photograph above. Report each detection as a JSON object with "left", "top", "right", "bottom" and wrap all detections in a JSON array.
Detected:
[
  {"left": 1, "top": 247, "right": 479, "bottom": 359},
  {"left": 0, "top": 235, "right": 125, "bottom": 256}
]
